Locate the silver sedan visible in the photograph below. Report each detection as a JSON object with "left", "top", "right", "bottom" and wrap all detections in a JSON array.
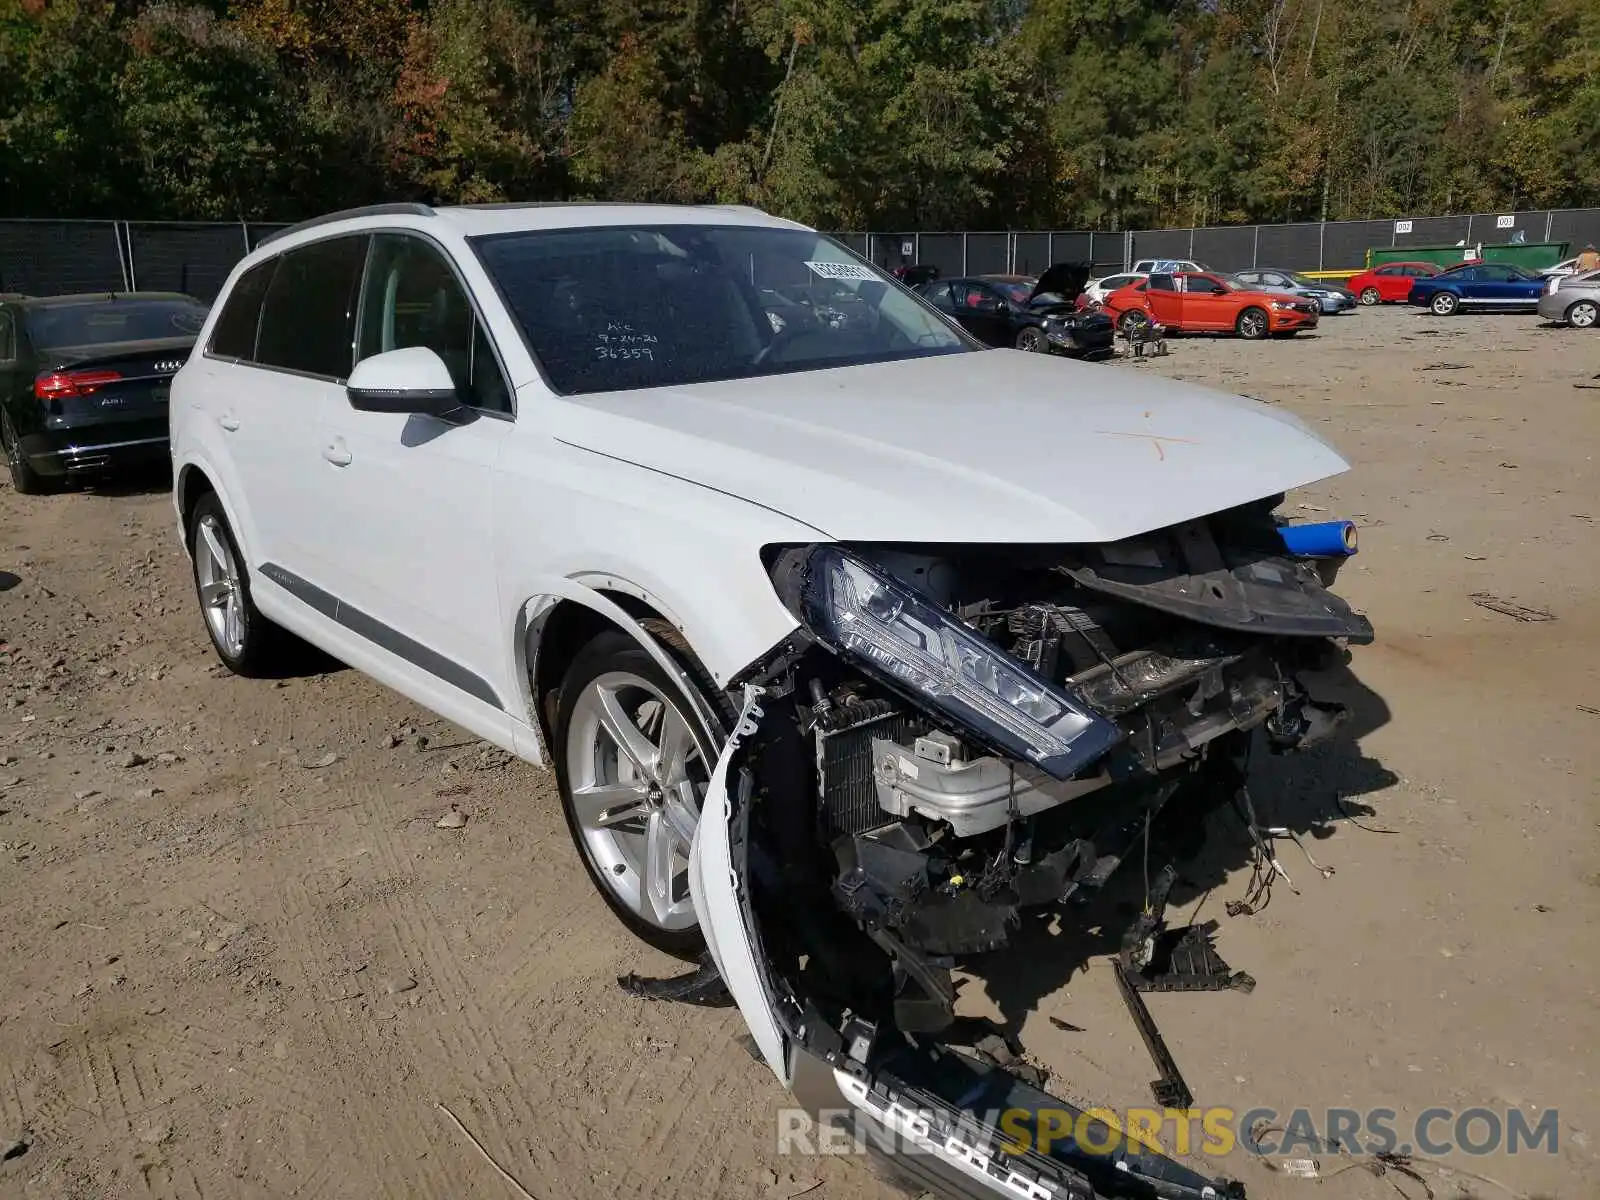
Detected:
[
  {"left": 1536, "top": 269, "right": 1600, "bottom": 328},
  {"left": 1234, "top": 268, "right": 1357, "bottom": 314}
]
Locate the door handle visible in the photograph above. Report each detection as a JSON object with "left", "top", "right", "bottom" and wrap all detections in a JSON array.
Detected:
[
  {"left": 322, "top": 440, "right": 352, "bottom": 467},
  {"left": 219, "top": 414, "right": 240, "bottom": 432}
]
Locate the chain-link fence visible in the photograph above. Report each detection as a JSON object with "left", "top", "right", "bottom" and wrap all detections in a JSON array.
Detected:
[
  {"left": 0, "top": 219, "right": 289, "bottom": 301},
  {"left": 4, "top": 209, "right": 1598, "bottom": 301},
  {"left": 846, "top": 208, "right": 1600, "bottom": 279}
]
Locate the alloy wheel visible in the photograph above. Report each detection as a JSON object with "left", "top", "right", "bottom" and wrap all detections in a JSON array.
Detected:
[
  {"left": 1568, "top": 300, "right": 1597, "bottom": 328},
  {"left": 1431, "top": 293, "right": 1458, "bottom": 316},
  {"left": 194, "top": 513, "right": 246, "bottom": 658},
  {"left": 1238, "top": 309, "right": 1267, "bottom": 339},
  {"left": 1360, "top": 288, "right": 1380, "bottom": 305},
  {"left": 1016, "top": 328, "right": 1044, "bottom": 352},
  {"left": 565, "top": 671, "right": 709, "bottom": 932}
]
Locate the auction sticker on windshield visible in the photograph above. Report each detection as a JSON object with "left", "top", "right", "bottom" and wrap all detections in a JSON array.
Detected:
[{"left": 805, "top": 261, "right": 879, "bottom": 281}]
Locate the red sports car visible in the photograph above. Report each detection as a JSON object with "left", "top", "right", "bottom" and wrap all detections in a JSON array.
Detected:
[
  {"left": 1346, "top": 261, "right": 1441, "bottom": 305},
  {"left": 1101, "top": 271, "right": 1320, "bottom": 338}
]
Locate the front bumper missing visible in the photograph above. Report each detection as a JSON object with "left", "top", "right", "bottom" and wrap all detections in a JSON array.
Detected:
[{"left": 688, "top": 687, "right": 1247, "bottom": 1200}]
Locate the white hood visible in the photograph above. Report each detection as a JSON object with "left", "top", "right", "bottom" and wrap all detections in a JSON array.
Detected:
[{"left": 548, "top": 351, "right": 1350, "bottom": 544}]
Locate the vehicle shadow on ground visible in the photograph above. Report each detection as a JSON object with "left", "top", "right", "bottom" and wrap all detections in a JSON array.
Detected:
[
  {"left": 967, "top": 661, "right": 1396, "bottom": 1039},
  {"left": 258, "top": 642, "right": 350, "bottom": 680}
]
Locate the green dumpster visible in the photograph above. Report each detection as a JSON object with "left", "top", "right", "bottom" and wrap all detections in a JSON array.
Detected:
[{"left": 1366, "top": 241, "right": 1570, "bottom": 271}]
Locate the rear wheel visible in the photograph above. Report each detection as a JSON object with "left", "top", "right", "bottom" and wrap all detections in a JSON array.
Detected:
[
  {"left": 1430, "top": 292, "right": 1459, "bottom": 316},
  {"left": 1359, "top": 287, "right": 1380, "bottom": 306},
  {"left": 553, "top": 628, "right": 725, "bottom": 957},
  {"left": 188, "top": 493, "right": 286, "bottom": 676},
  {"left": 1566, "top": 299, "right": 1598, "bottom": 328},
  {"left": 2, "top": 411, "right": 53, "bottom": 495},
  {"left": 1118, "top": 309, "right": 1150, "bottom": 335},
  {"left": 1236, "top": 307, "right": 1269, "bottom": 339},
  {"left": 1015, "top": 326, "right": 1045, "bottom": 352}
]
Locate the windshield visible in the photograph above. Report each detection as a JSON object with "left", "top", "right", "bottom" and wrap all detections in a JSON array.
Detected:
[
  {"left": 471, "top": 225, "right": 971, "bottom": 394},
  {"left": 25, "top": 298, "right": 208, "bottom": 350},
  {"left": 1288, "top": 273, "right": 1324, "bottom": 288},
  {"left": 1214, "top": 274, "right": 1248, "bottom": 291},
  {"left": 990, "top": 281, "right": 1033, "bottom": 304}
]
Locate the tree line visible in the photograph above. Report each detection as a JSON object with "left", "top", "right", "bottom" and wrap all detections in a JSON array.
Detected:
[{"left": 2, "top": 0, "right": 1596, "bottom": 231}]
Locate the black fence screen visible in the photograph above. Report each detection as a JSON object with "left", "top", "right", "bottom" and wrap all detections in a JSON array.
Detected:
[
  {"left": 0, "top": 220, "right": 125, "bottom": 296},
  {"left": 6, "top": 208, "right": 1599, "bottom": 303}
]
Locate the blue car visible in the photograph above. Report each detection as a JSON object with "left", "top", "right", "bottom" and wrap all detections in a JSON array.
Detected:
[{"left": 1407, "top": 262, "right": 1546, "bottom": 316}]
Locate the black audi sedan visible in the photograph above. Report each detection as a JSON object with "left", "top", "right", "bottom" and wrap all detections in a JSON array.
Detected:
[
  {"left": 1, "top": 291, "right": 208, "bottom": 493},
  {"left": 915, "top": 264, "right": 1115, "bottom": 359}
]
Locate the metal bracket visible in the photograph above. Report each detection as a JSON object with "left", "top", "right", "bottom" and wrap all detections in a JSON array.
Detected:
[{"left": 1114, "top": 961, "right": 1194, "bottom": 1110}]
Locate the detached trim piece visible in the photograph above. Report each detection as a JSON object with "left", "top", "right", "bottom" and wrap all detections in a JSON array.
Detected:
[{"left": 258, "top": 562, "right": 504, "bottom": 711}]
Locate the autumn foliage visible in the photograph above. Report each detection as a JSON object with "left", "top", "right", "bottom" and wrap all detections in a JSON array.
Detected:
[{"left": 1, "top": 0, "right": 1595, "bottom": 227}]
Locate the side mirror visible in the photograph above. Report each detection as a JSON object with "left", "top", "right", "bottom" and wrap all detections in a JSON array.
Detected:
[{"left": 346, "top": 347, "right": 462, "bottom": 419}]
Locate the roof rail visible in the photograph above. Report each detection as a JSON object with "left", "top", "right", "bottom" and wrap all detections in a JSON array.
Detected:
[{"left": 256, "top": 202, "right": 435, "bottom": 249}]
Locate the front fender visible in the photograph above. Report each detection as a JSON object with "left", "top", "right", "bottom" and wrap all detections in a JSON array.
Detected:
[{"left": 514, "top": 579, "right": 784, "bottom": 765}]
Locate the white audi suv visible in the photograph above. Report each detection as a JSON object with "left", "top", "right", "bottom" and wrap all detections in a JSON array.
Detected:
[{"left": 171, "top": 201, "right": 1372, "bottom": 1200}]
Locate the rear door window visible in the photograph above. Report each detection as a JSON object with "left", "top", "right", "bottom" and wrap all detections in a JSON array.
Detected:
[
  {"left": 255, "top": 235, "right": 368, "bottom": 379},
  {"left": 0, "top": 311, "right": 14, "bottom": 362},
  {"left": 209, "top": 259, "right": 276, "bottom": 360},
  {"left": 956, "top": 284, "right": 998, "bottom": 311}
]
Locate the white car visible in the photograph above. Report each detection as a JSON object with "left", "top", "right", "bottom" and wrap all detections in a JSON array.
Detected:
[
  {"left": 171, "top": 201, "right": 1372, "bottom": 1200},
  {"left": 1538, "top": 255, "right": 1600, "bottom": 279},
  {"left": 1081, "top": 271, "right": 1147, "bottom": 307},
  {"left": 1130, "top": 257, "right": 1206, "bottom": 276}
]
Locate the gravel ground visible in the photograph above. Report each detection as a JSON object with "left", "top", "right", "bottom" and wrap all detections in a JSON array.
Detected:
[{"left": 1, "top": 309, "right": 1597, "bottom": 1200}]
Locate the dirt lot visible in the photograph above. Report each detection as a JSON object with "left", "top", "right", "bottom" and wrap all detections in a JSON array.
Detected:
[{"left": 1, "top": 310, "right": 1597, "bottom": 1200}]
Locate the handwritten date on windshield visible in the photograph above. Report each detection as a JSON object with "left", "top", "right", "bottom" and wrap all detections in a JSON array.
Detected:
[{"left": 595, "top": 321, "right": 659, "bottom": 361}]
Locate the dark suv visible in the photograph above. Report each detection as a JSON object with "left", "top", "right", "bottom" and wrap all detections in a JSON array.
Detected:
[{"left": 1, "top": 291, "right": 209, "bottom": 493}]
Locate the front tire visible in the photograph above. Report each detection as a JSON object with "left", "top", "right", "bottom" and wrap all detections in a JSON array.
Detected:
[
  {"left": 188, "top": 493, "right": 284, "bottom": 676},
  {"left": 1430, "top": 292, "right": 1459, "bottom": 316},
  {"left": 1359, "top": 287, "right": 1380, "bottom": 306},
  {"left": 1566, "top": 299, "right": 1598, "bottom": 328},
  {"left": 1015, "top": 326, "right": 1045, "bottom": 352},
  {"left": 552, "top": 628, "right": 724, "bottom": 957},
  {"left": 1236, "top": 307, "right": 1269, "bottom": 339},
  {"left": 2, "top": 412, "right": 53, "bottom": 495}
]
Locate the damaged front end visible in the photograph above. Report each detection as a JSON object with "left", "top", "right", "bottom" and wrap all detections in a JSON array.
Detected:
[{"left": 686, "top": 497, "right": 1373, "bottom": 1200}]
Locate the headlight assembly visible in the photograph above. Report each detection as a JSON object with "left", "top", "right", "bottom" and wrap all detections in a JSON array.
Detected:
[{"left": 783, "top": 547, "right": 1122, "bottom": 779}]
